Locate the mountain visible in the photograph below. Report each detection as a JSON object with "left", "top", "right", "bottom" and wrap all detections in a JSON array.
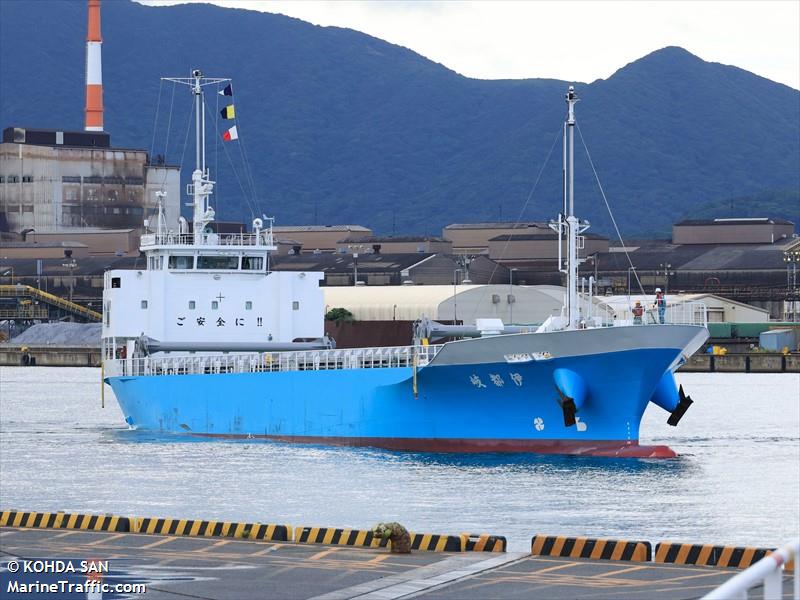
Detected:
[{"left": 1, "top": 0, "right": 798, "bottom": 236}]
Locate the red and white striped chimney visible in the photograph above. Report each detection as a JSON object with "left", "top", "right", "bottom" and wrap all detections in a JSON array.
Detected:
[{"left": 84, "top": 0, "right": 103, "bottom": 132}]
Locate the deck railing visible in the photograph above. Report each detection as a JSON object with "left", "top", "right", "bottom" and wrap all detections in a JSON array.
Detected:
[
  {"left": 141, "top": 231, "right": 274, "bottom": 248},
  {"left": 702, "top": 539, "right": 799, "bottom": 600},
  {"left": 104, "top": 344, "right": 442, "bottom": 378},
  {"left": 616, "top": 301, "right": 709, "bottom": 328}
]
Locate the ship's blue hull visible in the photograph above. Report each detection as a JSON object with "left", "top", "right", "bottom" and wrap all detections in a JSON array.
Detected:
[{"left": 108, "top": 342, "right": 691, "bottom": 458}]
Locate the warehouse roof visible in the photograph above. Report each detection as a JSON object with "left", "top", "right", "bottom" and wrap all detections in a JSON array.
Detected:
[
  {"left": 594, "top": 238, "right": 796, "bottom": 271},
  {"left": 489, "top": 233, "right": 608, "bottom": 242},
  {"left": 674, "top": 218, "right": 794, "bottom": 226},
  {"left": 272, "top": 225, "right": 370, "bottom": 233},
  {"left": 337, "top": 235, "right": 449, "bottom": 243},
  {"left": 271, "top": 252, "right": 435, "bottom": 273},
  {"left": 444, "top": 222, "right": 551, "bottom": 230}
]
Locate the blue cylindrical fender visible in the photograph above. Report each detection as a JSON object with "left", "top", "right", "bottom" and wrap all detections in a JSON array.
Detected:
[
  {"left": 553, "top": 368, "right": 587, "bottom": 411},
  {"left": 553, "top": 368, "right": 588, "bottom": 427},
  {"left": 650, "top": 370, "right": 680, "bottom": 413}
]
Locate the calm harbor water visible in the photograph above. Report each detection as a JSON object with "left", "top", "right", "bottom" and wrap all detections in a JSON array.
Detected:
[{"left": 0, "top": 367, "right": 797, "bottom": 552}]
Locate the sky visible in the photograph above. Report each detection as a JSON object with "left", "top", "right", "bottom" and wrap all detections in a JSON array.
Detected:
[{"left": 140, "top": 1, "right": 800, "bottom": 89}]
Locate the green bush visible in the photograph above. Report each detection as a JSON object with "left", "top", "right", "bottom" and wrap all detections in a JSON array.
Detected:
[{"left": 325, "top": 307, "right": 354, "bottom": 322}]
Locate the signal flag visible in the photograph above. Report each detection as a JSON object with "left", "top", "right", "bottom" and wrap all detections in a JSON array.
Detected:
[{"left": 222, "top": 125, "right": 238, "bottom": 142}]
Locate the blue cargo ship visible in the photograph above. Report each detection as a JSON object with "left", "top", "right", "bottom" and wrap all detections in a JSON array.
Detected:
[{"left": 102, "top": 74, "right": 708, "bottom": 458}]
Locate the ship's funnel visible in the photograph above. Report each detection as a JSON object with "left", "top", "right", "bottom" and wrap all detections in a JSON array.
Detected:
[{"left": 84, "top": 0, "right": 104, "bottom": 132}]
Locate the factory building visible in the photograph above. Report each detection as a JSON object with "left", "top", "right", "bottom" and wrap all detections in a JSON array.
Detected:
[
  {"left": 0, "top": 1, "right": 180, "bottom": 254},
  {"left": 672, "top": 218, "right": 795, "bottom": 245},
  {"left": 443, "top": 222, "right": 553, "bottom": 254},
  {"left": 321, "top": 284, "right": 610, "bottom": 324},
  {"left": 0, "top": 127, "right": 180, "bottom": 235},
  {"left": 271, "top": 252, "right": 508, "bottom": 287},
  {"left": 271, "top": 225, "right": 372, "bottom": 253},
  {"left": 487, "top": 232, "right": 609, "bottom": 262},
  {"left": 336, "top": 235, "right": 453, "bottom": 255}
]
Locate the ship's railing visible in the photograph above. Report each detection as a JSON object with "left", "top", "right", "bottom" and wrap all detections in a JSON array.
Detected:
[
  {"left": 614, "top": 301, "right": 709, "bottom": 327},
  {"left": 702, "top": 539, "right": 799, "bottom": 600},
  {"left": 104, "top": 344, "right": 442, "bottom": 378},
  {"left": 141, "top": 231, "right": 274, "bottom": 248}
]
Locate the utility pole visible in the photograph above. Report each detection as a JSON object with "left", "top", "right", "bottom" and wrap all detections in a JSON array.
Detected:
[
  {"left": 659, "top": 263, "right": 672, "bottom": 296},
  {"left": 453, "top": 268, "right": 462, "bottom": 324}
]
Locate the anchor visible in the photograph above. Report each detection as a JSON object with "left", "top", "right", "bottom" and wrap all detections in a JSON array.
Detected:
[{"left": 667, "top": 385, "right": 694, "bottom": 426}]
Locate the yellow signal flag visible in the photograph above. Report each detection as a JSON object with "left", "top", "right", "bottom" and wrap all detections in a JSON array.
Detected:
[{"left": 220, "top": 105, "right": 236, "bottom": 120}]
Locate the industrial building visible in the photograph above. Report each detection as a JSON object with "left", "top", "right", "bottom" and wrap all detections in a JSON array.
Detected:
[
  {"left": 271, "top": 252, "right": 508, "bottom": 287},
  {"left": 672, "top": 218, "right": 795, "bottom": 245},
  {"left": 321, "top": 284, "right": 610, "bottom": 324},
  {"left": 336, "top": 235, "right": 453, "bottom": 255},
  {"left": 271, "top": 225, "right": 372, "bottom": 253},
  {"left": 443, "top": 222, "right": 557, "bottom": 254},
  {"left": 486, "top": 232, "right": 609, "bottom": 261},
  {"left": 584, "top": 233, "right": 799, "bottom": 319},
  {"left": 0, "top": 129, "right": 180, "bottom": 237},
  {"left": 0, "top": 0, "right": 180, "bottom": 254}
]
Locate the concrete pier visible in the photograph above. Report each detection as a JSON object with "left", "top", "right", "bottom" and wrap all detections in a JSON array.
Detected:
[
  {"left": 0, "top": 345, "right": 100, "bottom": 366},
  {"left": 679, "top": 353, "right": 799, "bottom": 373},
  {"left": 1, "top": 527, "right": 795, "bottom": 599}
]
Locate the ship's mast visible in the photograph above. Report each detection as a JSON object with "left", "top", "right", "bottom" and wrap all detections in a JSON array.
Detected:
[
  {"left": 163, "top": 69, "right": 229, "bottom": 245},
  {"left": 191, "top": 69, "right": 211, "bottom": 245},
  {"left": 559, "top": 86, "right": 590, "bottom": 329},
  {"left": 565, "top": 87, "right": 579, "bottom": 327}
]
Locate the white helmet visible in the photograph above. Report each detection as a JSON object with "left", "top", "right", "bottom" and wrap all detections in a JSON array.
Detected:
[{"left": 655, "top": 288, "right": 662, "bottom": 292}]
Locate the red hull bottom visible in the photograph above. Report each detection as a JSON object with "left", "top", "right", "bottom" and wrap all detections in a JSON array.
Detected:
[{"left": 191, "top": 433, "right": 677, "bottom": 459}]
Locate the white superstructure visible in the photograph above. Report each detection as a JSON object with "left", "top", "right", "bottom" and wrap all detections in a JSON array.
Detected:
[{"left": 102, "top": 70, "right": 326, "bottom": 356}]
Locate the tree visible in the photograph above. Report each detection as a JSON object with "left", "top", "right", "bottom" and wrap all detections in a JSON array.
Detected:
[{"left": 325, "top": 307, "right": 354, "bottom": 322}]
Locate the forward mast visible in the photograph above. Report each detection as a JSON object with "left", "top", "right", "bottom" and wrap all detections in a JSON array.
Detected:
[
  {"left": 145, "top": 69, "right": 273, "bottom": 250},
  {"left": 550, "top": 86, "right": 590, "bottom": 329}
]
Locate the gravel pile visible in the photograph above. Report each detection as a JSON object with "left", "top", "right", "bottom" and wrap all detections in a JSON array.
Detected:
[{"left": 10, "top": 323, "right": 102, "bottom": 346}]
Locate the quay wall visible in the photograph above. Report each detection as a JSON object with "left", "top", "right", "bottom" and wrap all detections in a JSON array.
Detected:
[{"left": 0, "top": 345, "right": 100, "bottom": 367}]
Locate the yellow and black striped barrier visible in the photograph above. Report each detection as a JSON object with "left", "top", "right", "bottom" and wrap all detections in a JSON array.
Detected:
[
  {"left": 463, "top": 533, "right": 507, "bottom": 552},
  {"left": 294, "top": 526, "right": 387, "bottom": 548},
  {"left": 532, "top": 535, "right": 651, "bottom": 562},
  {"left": 132, "top": 517, "right": 291, "bottom": 541},
  {"left": 1, "top": 510, "right": 130, "bottom": 532},
  {"left": 654, "top": 541, "right": 774, "bottom": 569},
  {"left": 294, "top": 526, "right": 464, "bottom": 552},
  {"left": 409, "top": 532, "right": 463, "bottom": 552}
]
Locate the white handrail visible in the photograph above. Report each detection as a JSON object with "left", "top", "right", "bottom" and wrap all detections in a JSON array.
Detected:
[
  {"left": 104, "top": 344, "right": 443, "bottom": 378},
  {"left": 702, "top": 540, "right": 799, "bottom": 600}
]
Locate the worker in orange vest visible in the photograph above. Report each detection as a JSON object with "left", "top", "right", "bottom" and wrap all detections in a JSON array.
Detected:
[{"left": 632, "top": 300, "right": 644, "bottom": 324}]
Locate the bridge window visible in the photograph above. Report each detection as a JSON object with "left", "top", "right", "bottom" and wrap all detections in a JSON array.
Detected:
[
  {"left": 245, "top": 301, "right": 252, "bottom": 310},
  {"left": 212, "top": 301, "right": 219, "bottom": 310},
  {"left": 242, "top": 256, "right": 264, "bottom": 270},
  {"left": 141, "top": 300, "right": 148, "bottom": 309},
  {"left": 111, "top": 277, "right": 121, "bottom": 288},
  {"left": 188, "top": 301, "right": 196, "bottom": 310},
  {"left": 168, "top": 256, "right": 193, "bottom": 270},
  {"left": 197, "top": 255, "right": 238, "bottom": 270},
  {"left": 292, "top": 301, "right": 300, "bottom": 311}
]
